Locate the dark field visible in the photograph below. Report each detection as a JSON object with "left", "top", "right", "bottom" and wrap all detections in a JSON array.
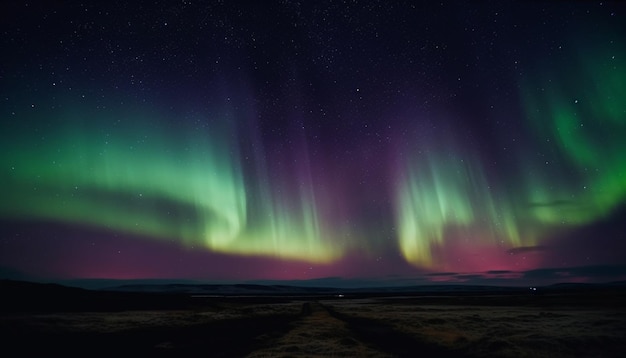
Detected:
[{"left": 2, "top": 281, "right": 626, "bottom": 357}]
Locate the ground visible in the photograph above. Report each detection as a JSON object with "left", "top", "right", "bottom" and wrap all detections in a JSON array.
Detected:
[{"left": 2, "top": 288, "right": 626, "bottom": 357}]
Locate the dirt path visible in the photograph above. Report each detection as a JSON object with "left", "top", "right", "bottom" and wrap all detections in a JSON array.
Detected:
[
  {"left": 3, "top": 301, "right": 466, "bottom": 357},
  {"left": 247, "top": 302, "right": 393, "bottom": 357}
]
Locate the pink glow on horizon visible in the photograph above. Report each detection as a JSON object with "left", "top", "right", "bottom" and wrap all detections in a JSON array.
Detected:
[{"left": 428, "top": 233, "right": 544, "bottom": 273}]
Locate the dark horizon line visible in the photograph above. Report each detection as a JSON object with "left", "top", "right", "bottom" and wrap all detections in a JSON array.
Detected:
[{"left": 3, "top": 277, "right": 626, "bottom": 292}]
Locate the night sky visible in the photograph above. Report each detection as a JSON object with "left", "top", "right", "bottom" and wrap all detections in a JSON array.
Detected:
[{"left": 1, "top": 1, "right": 626, "bottom": 286}]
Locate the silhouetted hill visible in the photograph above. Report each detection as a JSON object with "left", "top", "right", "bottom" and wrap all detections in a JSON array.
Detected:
[{"left": 0, "top": 279, "right": 193, "bottom": 312}]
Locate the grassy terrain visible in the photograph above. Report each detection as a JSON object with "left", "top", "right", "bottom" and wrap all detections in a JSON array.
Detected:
[
  {"left": 324, "top": 297, "right": 626, "bottom": 357},
  {"left": 2, "top": 281, "right": 625, "bottom": 357}
]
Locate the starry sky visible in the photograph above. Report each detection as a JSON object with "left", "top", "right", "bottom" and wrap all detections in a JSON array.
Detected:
[{"left": 1, "top": 0, "right": 626, "bottom": 286}]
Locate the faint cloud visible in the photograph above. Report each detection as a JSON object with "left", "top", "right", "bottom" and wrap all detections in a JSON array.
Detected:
[
  {"left": 507, "top": 246, "right": 547, "bottom": 255},
  {"left": 522, "top": 264, "right": 626, "bottom": 281}
]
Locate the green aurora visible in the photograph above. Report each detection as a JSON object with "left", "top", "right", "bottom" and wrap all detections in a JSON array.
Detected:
[
  {"left": 2, "top": 46, "right": 625, "bottom": 269},
  {"left": 1, "top": 106, "right": 342, "bottom": 263},
  {"left": 395, "top": 46, "right": 626, "bottom": 268}
]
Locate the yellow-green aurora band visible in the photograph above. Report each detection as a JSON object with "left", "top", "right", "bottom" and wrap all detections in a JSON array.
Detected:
[
  {"left": 1, "top": 107, "right": 341, "bottom": 263},
  {"left": 395, "top": 45, "right": 626, "bottom": 267}
]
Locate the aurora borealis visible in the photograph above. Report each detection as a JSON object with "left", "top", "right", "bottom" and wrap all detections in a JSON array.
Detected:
[{"left": 1, "top": 1, "right": 625, "bottom": 285}]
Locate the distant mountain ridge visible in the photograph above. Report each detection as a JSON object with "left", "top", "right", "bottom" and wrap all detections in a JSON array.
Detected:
[{"left": 3, "top": 279, "right": 626, "bottom": 313}]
